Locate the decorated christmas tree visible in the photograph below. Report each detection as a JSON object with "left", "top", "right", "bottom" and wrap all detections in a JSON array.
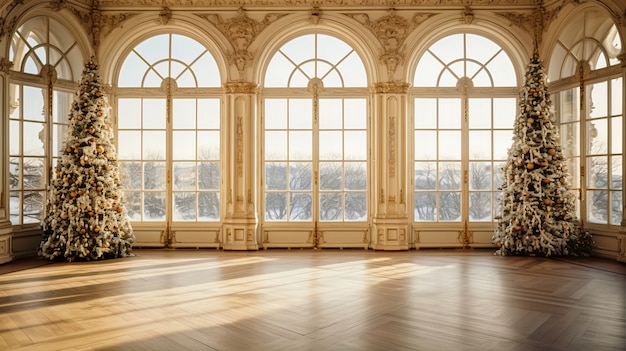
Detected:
[
  {"left": 39, "top": 57, "right": 134, "bottom": 261},
  {"left": 493, "top": 54, "right": 592, "bottom": 257}
]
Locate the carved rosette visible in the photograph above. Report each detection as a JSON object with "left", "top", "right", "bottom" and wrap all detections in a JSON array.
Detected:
[{"left": 0, "top": 58, "right": 13, "bottom": 74}]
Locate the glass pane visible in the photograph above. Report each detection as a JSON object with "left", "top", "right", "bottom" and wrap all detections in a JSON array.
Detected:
[
  {"left": 266, "top": 162, "right": 287, "bottom": 190},
  {"left": 611, "top": 78, "right": 622, "bottom": 115},
  {"left": 118, "top": 52, "right": 148, "bottom": 87},
  {"left": 493, "top": 131, "right": 513, "bottom": 160},
  {"left": 610, "top": 191, "right": 622, "bottom": 225},
  {"left": 265, "top": 53, "right": 294, "bottom": 87},
  {"left": 173, "top": 99, "right": 196, "bottom": 129},
  {"left": 118, "top": 131, "right": 141, "bottom": 160},
  {"left": 23, "top": 121, "right": 44, "bottom": 156},
  {"left": 198, "top": 192, "right": 219, "bottom": 220},
  {"left": 561, "top": 123, "right": 580, "bottom": 157},
  {"left": 319, "top": 99, "right": 342, "bottom": 129},
  {"left": 559, "top": 89, "right": 580, "bottom": 123},
  {"left": 319, "top": 131, "right": 342, "bottom": 160},
  {"left": 198, "top": 162, "right": 220, "bottom": 190},
  {"left": 415, "top": 131, "right": 437, "bottom": 159},
  {"left": 265, "top": 192, "right": 287, "bottom": 220},
  {"left": 611, "top": 156, "right": 622, "bottom": 189},
  {"left": 588, "top": 82, "right": 608, "bottom": 118},
  {"left": 289, "top": 131, "right": 312, "bottom": 160},
  {"left": 439, "top": 131, "right": 461, "bottom": 160},
  {"left": 493, "top": 98, "right": 516, "bottom": 129},
  {"left": 173, "top": 162, "right": 196, "bottom": 190},
  {"left": 120, "top": 162, "right": 141, "bottom": 189},
  {"left": 470, "top": 192, "right": 492, "bottom": 221},
  {"left": 143, "top": 131, "right": 166, "bottom": 159},
  {"left": 438, "top": 192, "right": 461, "bottom": 221},
  {"left": 52, "top": 124, "right": 67, "bottom": 157},
  {"left": 469, "top": 131, "right": 492, "bottom": 160},
  {"left": 265, "top": 99, "right": 288, "bottom": 129},
  {"left": 439, "top": 99, "right": 461, "bottom": 129},
  {"left": 414, "top": 192, "right": 436, "bottom": 221},
  {"left": 320, "top": 162, "right": 342, "bottom": 190},
  {"left": 9, "top": 120, "right": 19, "bottom": 155},
  {"left": 23, "top": 158, "right": 45, "bottom": 189},
  {"left": 587, "top": 119, "right": 607, "bottom": 154},
  {"left": 415, "top": 98, "right": 437, "bottom": 129},
  {"left": 193, "top": 53, "right": 221, "bottom": 87},
  {"left": 415, "top": 162, "right": 437, "bottom": 190},
  {"left": 144, "top": 192, "right": 166, "bottom": 221},
  {"left": 414, "top": 52, "right": 444, "bottom": 87},
  {"left": 23, "top": 86, "right": 44, "bottom": 121},
  {"left": 143, "top": 99, "right": 166, "bottom": 129},
  {"left": 118, "top": 99, "right": 141, "bottom": 129},
  {"left": 289, "top": 162, "right": 312, "bottom": 191},
  {"left": 320, "top": 192, "right": 342, "bottom": 221},
  {"left": 10, "top": 191, "right": 20, "bottom": 224},
  {"left": 469, "top": 162, "right": 492, "bottom": 190},
  {"left": 289, "top": 99, "right": 312, "bottom": 129},
  {"left": 344, "top": 131, "right": 366, "bottom": 160},
  {"left": 344, "top": 99, "right": 366, "bottom": 129},
  {"left": 173, "top": 131, "right": 196, "bottom": 160},
  {"left": 469, "top": 98, "right": 491, "bottom": 128},
  {"left": 281, "top": 35, "right": 315, "bottom": 66},
  {"left": 588, "top": 190, "right": 608, "bottom": 224},
  {"left": 337, "top": 52, "right": 367, "bottom": 87},
  {"left": 345, "top": 193, "right": 367, "bottom": 221},
  {"left": 487, "top": 51, "right": 517, "bottom": 87},
  {"left": 289, "top": 193, "right": 312, "bottom": 221},
  {"left": 265, "top": 131, "right": 287, "bottom": 160},
  {"left": 125, "top": 192, "right": 141, "bottom": 220},
  {"left": 610, "top": 117, "right": 622, "bottom": 154},
  {"left": 23, "top": 191, "right": 44, "bottom": 223},
  {"left": 144, "top": 162, "right": 166, "bottom": 190},
  {"left": 197, "top": 131, "right": 219, "bottom": 160},
  {"left": 173, "top": 192, "right": 196, "bottom": 221},
  {"left": 439, "top": 162, "right": 461, "bottom": 190},
  {"left": 198, "top": 99, "right": 220, "bottom": 129},
  {"left": 345, "top": 162, "right": 366, "bottom": 190}
]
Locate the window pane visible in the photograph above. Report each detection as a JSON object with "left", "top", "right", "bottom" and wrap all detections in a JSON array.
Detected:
[
  {"left": 289, "top": 99, "right": 312, "bottom": 129},
  {"left": 345, "top": 193, "right": 367, "bottom": 221},
  {"left": 588, "top": 82, "right": 608, "bottom": 118},
  {"left": 118, "top": 131, "right": 141, "bottom": 160},
  {"left": 415, "top": 131, "right": 437, "bottom": 159},
  {"left": 414, "top": 192, "right": 436, "bottom": 221},
  {"left": 265, "top": 192, "right": 287, "bottom": 220},
  {"left": 469, "top": 131, "right": 492, "bottom": 160},
  {"left": 415, "top": 162, "right": 437, "bottom": 190},
  {"left": 198, "top": 192, "right": 220, "bottom": 220},
  {"left": 470, "top": 192, "right": 492, "bottom": 221},
  {"left": 173, "top": 99, "right": 196, "bottom": 129},
  {"left": 265, "top": 131, "right": 287, "bottom": 160},
  {"left": 23, "top": 122, "right": 44, "bottom": 156},
  {"left": 439, "top": 99, "right": 461, "bottom": 129},
  {"left": 198, "top": 99, "right": 220, "bottom": 129},
  {"left": 143, "top": 131, "right": 166, "bottom": 159},
  {"left": 439, "top": 131, "right": 461, "bottom": 160},
  {"left": 118, "top": 99, "right": 141, "bottom": 129},
  {"left": 415, "top": 98, "right": 437, "bottom": 128},
  {"left": 469, "top": 162, "right": 492, "bottom": 190},
  {"left": 439, "top": 162, "right": 461, "bottom": 190},
  {"left": 289, "top": 162, "right": 312, "bottom": 191},
  {"left": 198, "top": 131, "right": 219, "bottom": 160},
  {"left": 469, "top": 98, "right": 491, "bottom": 128},
  {"left": 120, "top": 162, "right": 141, "bottom": 189},
  {"left": 266, "top": 162, "right": 287, "bottom": 190},
  {"left": 144, "top": 192, "right": 166, "bottom": 220},
  {"left": 173, "top": 162, "right": 196, "bottom": 190},
  {"left": 198, "top": 162, "right": 220, "bottom": 190},
  {"left": 265, "top": 99, "right": 288, "bottom": 129},
  {"left": 174, "top": 192, "right": 196, "bottom": 220},
  {"left": 344, "top": 99, "right": 366, "bottom": 129},
  {"left": 144, "top": 162, "right": 165, "bottom": 190},
  {"left": 587, "top": 119, "right": 607, "bottom": 154},
  {"left": 493, "top": 131, "right": 513, "bottom": 160},
  {"left": 23, "top": 191, "right": 44, "bottom": 223},
  {"left": 289, "top": 131, "right": 311, "bottom": 160},
  {"left": 319, "top": 131, "right": 342, "bottom": 160},
  {"left": 493, "top": 98, "right": 516, "bottom": 129},
  {"left": 438, "top": 192, "right": 461, "bottom": 221},
  {"left": 143, "top": 99, "right": 166, "bottom": 129},
  {"left": 320, "top": 193, "right": 342, "bottom": 221},
  {"left": 319, "top": 99, "right": 342, "bottom": 129},
  {"left": 290, "top": 193, "right": 312, "bottom": 221},
  {"left": 344, "top": 131, "right": 366, "bottom": 160},
  {"left": 320, "top": 162, "right": 342, "bottom": 190},
  {"left": 173, "top": 131, "right": 196, "bottom": 160},
  {"left": 345, "top": 162, "right": 366, "bottom": 190}
]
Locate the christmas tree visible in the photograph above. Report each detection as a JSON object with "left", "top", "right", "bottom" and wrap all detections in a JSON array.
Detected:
[
  {"left": 39, "top": 57, "right": 134, "bottom": 261},
  {"left": 493, "top": 54, "right": 592, "bottom": 257}
]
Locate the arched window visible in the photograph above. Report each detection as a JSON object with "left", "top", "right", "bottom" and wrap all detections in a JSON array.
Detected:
[
  {"left": 8, "top": 16, "right": 81, "bottom": 225},
  {"left": 412, "top": 33, "right": 518, "bottom": 224},
  {"left": 116, "top": 34, "right": 222, "bottom": 231},
  {"left": 550, "top": 10, "right": 623, "bottom": 226},
  {"left": 262, "top": 33, "right": 368, "bottom": 227}
]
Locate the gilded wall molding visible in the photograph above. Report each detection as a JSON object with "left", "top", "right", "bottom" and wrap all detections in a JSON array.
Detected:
[{"left": 196, "top": 9, "right": 287, "bottom": 79}]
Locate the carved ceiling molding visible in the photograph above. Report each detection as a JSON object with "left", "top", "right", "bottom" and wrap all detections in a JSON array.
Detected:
[
  {"left": 347, "top": 10, "right": 434, "bottom": 80},
  {"left": 97, "top": 0, "right": 539, "bottom": 6},
  {"left": 196, "top": 8, "right": 287, "bottom": 79},
  {"left": 0, "top": 0, "right": 23, "bottom": 40},
  {"left": 48, "top": 1, "right": 137, "bottom": 49},
  {"left": 496, "top": 4, "right": 563, "bottom": 52}
]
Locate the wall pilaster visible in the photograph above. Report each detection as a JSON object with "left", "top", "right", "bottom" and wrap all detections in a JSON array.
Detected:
[
  {"left": 0, "top": 59, "right": 13, "bottom": 263},
  {"left": 370, "top": 82, "right": 410, "bottom": 250},
  {"left": 222, "top": 82, "right": 258, "bottom": 250}
]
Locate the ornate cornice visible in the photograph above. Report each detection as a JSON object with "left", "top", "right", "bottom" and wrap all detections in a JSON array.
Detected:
[
  {"left": 224, "top": 82, "right": 257, "bottom": 93},
  {"left": 196, "top": 8, "right": 286, "bottom": 79},
  {"left": 98, "top": 0, "right": 539, "bottom": 6},
  {"left": 372, "top": 82, "right": 411, "bottom": 94}
]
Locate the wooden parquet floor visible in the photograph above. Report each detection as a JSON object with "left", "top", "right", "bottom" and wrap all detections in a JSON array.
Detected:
[{"left": 0, "top": 249, "right": 624, "bottom": 351}]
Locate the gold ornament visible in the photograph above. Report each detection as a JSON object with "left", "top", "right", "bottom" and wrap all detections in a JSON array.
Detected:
[
  {"left": 527, "top": 163, "right": 535, "bottom": 170},
  {"left": 116, "top": 206, "right": 123, "bottom": 213},
  {"left": 527, "top": 118, "right": 534, "bottom": 125},
  {"left": 543, "top": 199, "right": 552, "bottom": 205}
]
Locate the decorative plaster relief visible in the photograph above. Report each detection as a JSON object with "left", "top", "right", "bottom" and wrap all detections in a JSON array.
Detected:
[
  {"left": 497, "top": 4, "right": 562, "bottom": 50},
  {"left": 60, "top": 3, "right": 137, "bottom": 48},
  {"left": 197, "top": 9, "right": 286, "bottom": 79},
  {"left": 98, "top": 0, "right": 538, "bottom": 7},
  {"left": 347, "top": 10, "right": 433, "bottom": 79},
  {"left": 0, "top": 58, "right": 12, "bottom": 74},
  {"left": 372, "top": 82, "right": 410, "bottom": 94},
  {"left": 0, "top": 0, "right": 22, "bottom": 40},
  {"left": 224, "top": 81, "right": 257, "bottom": 93}
]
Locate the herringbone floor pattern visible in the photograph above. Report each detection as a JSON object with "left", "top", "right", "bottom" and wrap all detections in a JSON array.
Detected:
[{"left": 0, "top": 249, "right": 624, "bottom": 351}]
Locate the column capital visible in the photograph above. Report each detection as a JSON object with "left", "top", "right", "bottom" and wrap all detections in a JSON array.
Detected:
[
  {"left": 224, "top": 82, "right": 257, "bottom": 94},
  {"left": 371, "top": 82, "right": 411, "bottom": 94}
]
